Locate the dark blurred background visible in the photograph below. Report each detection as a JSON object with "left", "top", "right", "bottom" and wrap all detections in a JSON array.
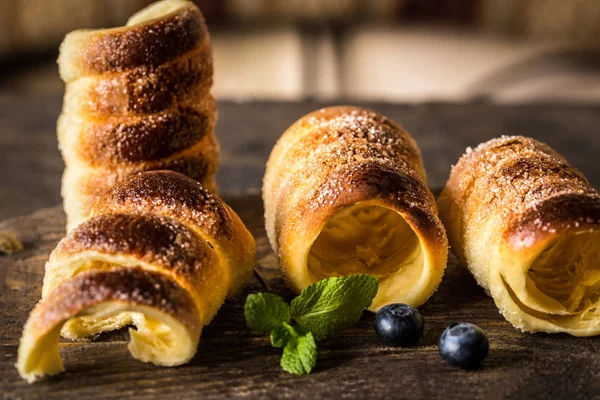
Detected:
[{"left": 1, "top": 0, "right": 600, "bottom": 102}]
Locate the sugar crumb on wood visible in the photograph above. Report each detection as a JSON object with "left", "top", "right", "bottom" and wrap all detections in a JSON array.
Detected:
[{"left": 0, "top": 231, "right": 24, "bottom": 255}]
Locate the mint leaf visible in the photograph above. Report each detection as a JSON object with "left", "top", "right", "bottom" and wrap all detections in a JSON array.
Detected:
[
  {"left": 270, "top": 323, "right": 293, "bottom": 348},
  {"left": 244, "top": 292, "right": 290, "bottom": 332},
  {"left": 290, "top": 274, "right": 378, "bottom": 340},
  {"left": 272, "top": 323, "right": 317, "bottom": 375},
  {"left": 279, "top": 325, "right": 317, "bottom": 375}
]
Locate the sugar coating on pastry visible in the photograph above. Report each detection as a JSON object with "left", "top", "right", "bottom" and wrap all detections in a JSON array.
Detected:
[
  {"left": 263, "top": 106, "right": 448, "bottom": 311},
  {"left": 17, "top": 172, "right": 255, "bottom": 383},
  {"left": 57, "top": 0, "right": 218, "bottom": 231},
  {"left": 438, "top": 135, "right": 600, "bottom": 335}
]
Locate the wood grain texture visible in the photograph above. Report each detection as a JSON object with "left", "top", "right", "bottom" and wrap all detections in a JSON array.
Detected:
[{"left": 1, "top": 195, "right": 600, "bottom": 400}]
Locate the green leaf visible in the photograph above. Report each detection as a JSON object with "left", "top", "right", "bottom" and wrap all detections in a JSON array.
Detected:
[
  {"left": 270, "top": 323, "right": 293, "bottom": 348},
  {"left": 279, "top": 325, "right": 317, "bottom": 376},
  {"left": 290, "top": 274, "right": 378, "bottom": 340},
  {"left": 244, "top": 292, "right": 290, "bottom": 332}
]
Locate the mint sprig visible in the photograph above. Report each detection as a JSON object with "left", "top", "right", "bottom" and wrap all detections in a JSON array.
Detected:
[{"left": 244, "top": 274, "right": 378, "bottom": 375}]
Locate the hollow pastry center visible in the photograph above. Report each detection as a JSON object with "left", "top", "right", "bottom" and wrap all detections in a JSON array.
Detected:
[
  {"left": 65, "top": 311, "right": 184, "bottom": 363},
  {"left": 308, "top": 204, "right": 423, "bottom": 279},
  {"left": 528, "top": 231, "right": 600, "bottom": 314},
  {"left": 56, "top": 260, "right": 131, "bottom": 338},
  {"left": 58, "top": 261, "right": 182, "bottom": 340}
]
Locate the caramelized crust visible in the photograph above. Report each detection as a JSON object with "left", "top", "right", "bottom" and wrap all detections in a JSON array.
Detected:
[
  {"left": 438, "top": 136, "right": 566, "bottom": 262},
  {"left": 263, "top": 106, "right": 448, "bottom": 311},
  {"left": 29, "top": 268, "right": 201, "bottom": 340},
  {"left": 59, "top": 3, "right": 208, "bottom": 81},
  {"left": 284, "top": 162, "right": 443, "bottom": 247},
  {"left": 64, "top": 43, "right": 213, "bottom": 117},
  {"left": 438, "top": 135, "right": 600, "bottom": 335},
  {"left": 93, "top": 171, "right": 235, "bottom": 242},
  {"left": 92, "top": 171, "right": 256, "bottom": 295},
  {"left": 505, "top": 192, "right": 600, "bottom": 250},
  {"left": 18, "top": 171, "right": 256, "bottom": 382},
  {"left": 55, "top": 214, "right": 218, "bottom": 278},
  {"left": 440, "top": 136, "right": 597, "bottom": 259},
  {"left": 62, "top": 132, "right": 219, "bottom": 230},
  {"left": 57, "top": 0, "right": 218, "bottom": 229},
  {"left": 265, "top": 106, "right": 426, "bottom": 250},
  {"left": 19, "top": 1, "right": 234, "bottom": 382},
  {"left": 64, "top": 104, "right": 215, "bottom": 166}
]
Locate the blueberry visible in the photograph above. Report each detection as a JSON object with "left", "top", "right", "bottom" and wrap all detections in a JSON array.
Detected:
[
  {"left": 374, "top": 303, "right": 424, "bottom": 346},
  {"left": 438, "top": 322, "right": 489, "bottom": 369}
]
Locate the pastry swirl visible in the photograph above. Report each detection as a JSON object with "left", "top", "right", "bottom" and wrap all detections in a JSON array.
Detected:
[
  {"left": 263, "top": 106, "right": 448, "bottom": 310},
  {"left": 62, "top": 44, "right": 213, "bottom": 117},
  {"left": 58, "top": 0, "right": 207, "bottom": 81},
  {"left": 59, "top": 104, "right": 216, "bottom": 166},
  {"left": 58, "top": 0, "right": 217, "bottom": 230},
  {"left": 438, "top": 136, "right": 600, "bottom": 335},
  {"left": 61, "top": 132, "right": 219, "bottom": 228},
  {"left": 17, "top": 171, "right": 256, "bottom": 382}
]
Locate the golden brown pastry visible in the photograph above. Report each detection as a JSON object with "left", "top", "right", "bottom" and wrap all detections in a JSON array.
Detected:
[
  {"left": 438, "top": 136, "right": 600, "bottom": 335},
  {"left": 263, "top": 106, "right": 448, "bottom": 311},
  {"left": 17, "top": 171, "right": 255, "bottom": 382},
  {"left": 57, "top": 0, "right": 218, "bottom": 230}
]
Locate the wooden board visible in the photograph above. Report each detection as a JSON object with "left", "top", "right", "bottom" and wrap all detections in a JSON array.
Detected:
[{"left": 1, "top": 194, "right": 599, "bottom": 400}]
